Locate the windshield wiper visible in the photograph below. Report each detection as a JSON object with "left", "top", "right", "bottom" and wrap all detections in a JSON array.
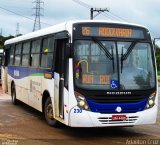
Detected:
[
  {"left": 121, "top": 41, "right": 137, "bottom": 73},
  {"left": 92, "top": 37, "right": 115, "bottom": 72}
]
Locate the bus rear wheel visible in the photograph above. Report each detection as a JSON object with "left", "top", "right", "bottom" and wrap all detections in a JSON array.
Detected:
[
  {"left": 11, "top": 84, "right": 18, "bottom": 105},
  {"left": 44, "top": 97, "right": 59, "bottom": 127}
]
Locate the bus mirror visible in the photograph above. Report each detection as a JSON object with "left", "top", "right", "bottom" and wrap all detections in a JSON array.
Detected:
[{"left": 65, "top": 43, "right": 72, "bottom": 58}]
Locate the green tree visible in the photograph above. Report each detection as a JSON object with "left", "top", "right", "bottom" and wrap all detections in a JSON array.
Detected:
[
  {"left": 155, "top": 45, "right": 160, "bottom": 71},
  {"left": 0, "top": 35, "right": 14, "bottom": 49}
]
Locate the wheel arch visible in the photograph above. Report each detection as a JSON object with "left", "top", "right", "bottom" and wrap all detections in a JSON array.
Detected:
[{"left": 42, "top": 90, "right": 51, "bottom": 113}]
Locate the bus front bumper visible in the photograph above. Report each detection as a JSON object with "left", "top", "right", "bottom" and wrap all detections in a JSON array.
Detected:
[{"left": 69, "top": 105, "right": 157, "bottom": 127}]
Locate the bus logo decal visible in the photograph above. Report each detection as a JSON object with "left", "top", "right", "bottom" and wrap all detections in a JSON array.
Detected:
[{"left": 116, "top": 106, "right": 122, "bottom": 113}]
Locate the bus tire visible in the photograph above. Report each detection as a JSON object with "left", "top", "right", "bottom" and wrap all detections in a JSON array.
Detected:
[
  {"left": 11, "top": 84, "right": 18, "bottom": 105},
  {"left": 44, "top": 97, "right": 59, "bottom": 127}
]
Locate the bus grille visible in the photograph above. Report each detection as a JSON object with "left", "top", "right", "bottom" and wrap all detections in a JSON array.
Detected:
[
  {"left": 87, "top": 95, "right": 148, "bottom": 103},
  {"left": 98, "top": 116, "right": 138, "bottom": 125}
]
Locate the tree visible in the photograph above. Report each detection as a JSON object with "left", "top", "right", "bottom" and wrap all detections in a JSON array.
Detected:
[
  {"left": 155, "top": 45, "right": 160, "bottom": 71},
  {"left": 0, "top": 35, "right": 14, "bottom": 49}
]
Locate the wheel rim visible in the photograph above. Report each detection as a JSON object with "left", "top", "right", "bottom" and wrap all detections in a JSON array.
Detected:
[{"left": 46, "top": 103, "right": 54, "bottom": 120}]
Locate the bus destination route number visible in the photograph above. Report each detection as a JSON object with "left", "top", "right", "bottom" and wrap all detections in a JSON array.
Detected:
[{"left": 82, "top": 27, "right": 133, "bottom": 38}]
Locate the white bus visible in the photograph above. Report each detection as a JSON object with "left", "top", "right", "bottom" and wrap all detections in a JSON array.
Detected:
[
  {"left": 3, "top": 20, "right": 158, "bottom": 127},
  {"left": 0, "top": 49, "right": 3, "bottom": 84}
]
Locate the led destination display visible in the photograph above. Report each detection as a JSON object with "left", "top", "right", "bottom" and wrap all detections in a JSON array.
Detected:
[{"left": 81, "top": 26, "right": 145, "bottom": 39}]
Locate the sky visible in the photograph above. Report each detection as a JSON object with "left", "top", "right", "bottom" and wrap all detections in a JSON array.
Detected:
[{"left": 0, "top": 0, "right": 160, "bottom": 44}]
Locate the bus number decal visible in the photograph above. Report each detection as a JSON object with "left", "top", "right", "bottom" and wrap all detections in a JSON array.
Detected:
[{"left": 74, "top": 109, "right": 82, "bottom": 113}]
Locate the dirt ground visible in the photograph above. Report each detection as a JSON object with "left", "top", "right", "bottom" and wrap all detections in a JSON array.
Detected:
[{"left": 0, "top": 87, "right": 159, "bottom": 145}]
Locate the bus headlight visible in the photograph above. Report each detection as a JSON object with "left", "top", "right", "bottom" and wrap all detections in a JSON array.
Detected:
[
  {"left": 75, "top": 92, "right": 90, "bottom": 111},
  {"left": 145, "top": 92, "right": 156, "bottom": 109}
]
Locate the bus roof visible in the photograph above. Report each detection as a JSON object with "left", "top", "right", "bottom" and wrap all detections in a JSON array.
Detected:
[{"left": 5, "top": 20, "right": 148, "bottom": 45}]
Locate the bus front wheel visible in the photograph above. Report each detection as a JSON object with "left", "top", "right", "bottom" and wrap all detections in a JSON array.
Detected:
[
  {"left": 44, "top": 97, "right": 59, "bottom": 127},
  {"left": 11, "top": 84, "right": 18, "bottom": 105}
]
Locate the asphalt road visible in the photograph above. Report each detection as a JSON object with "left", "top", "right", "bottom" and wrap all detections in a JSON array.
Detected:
[{"left": 0, "top": 87, "right": 159, "bottom": 145}]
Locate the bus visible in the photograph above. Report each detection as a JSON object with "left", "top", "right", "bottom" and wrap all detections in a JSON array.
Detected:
[
  {"left": 0, "top": 49, "right": 3, "bottom": 84},
  {"left": 3, "top": 20, "right": 158, "bottom": 127}
]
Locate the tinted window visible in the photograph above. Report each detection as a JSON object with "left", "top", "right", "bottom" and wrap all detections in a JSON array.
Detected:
[
  {"left": 9, "top": 45, "right": 15, "bottom": 65},
  {"left": 31, "top": 40, "right": 41, "bottom": 53},
  {"left": 22, "top": 42, "right": 30, "bottom": 66},
  {"left": 41, "top": 37, "right": 54, "bottom": 68},
  {"left": 14, "top": 43, "right": 22, "bottom": 66},
  {"left": 31, "top": 39, "right": 41, "bottom": 67},
  {"left": 0, "top": 56, "right": 2, "bottom": 66},
  {"left": 23, "top": 42, "right": 30, "bottom": 54},
  {"left": 15, "top": 44, "right": 21, "bottom": 55}
]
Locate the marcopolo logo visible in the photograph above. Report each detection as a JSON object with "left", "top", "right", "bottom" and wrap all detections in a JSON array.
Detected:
[{"left": 116, "top": 106, "right": 122, "bottom": 113}]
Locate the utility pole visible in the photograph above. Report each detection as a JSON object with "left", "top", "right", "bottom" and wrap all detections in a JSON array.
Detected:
[
  {"left": 32, "top": 0, "right": 44, "bottom": 32},
  {"left": 90, "top": 8, "right": 109, "bottom": 20},
  {"left": 16, "top": 23, "right": 20, "bottom": 36},
  {"left": 72, "top": 0, "right": 109, "bottom": 20}
]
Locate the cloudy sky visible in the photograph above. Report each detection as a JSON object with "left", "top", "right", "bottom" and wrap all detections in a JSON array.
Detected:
[{"left": 0, "top": 0, "right": 160, "bottom": 43}]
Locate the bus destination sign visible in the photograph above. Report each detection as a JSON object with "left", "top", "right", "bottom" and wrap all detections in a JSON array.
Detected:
[{"left": 82, "top": 26, "right": 144, "bottom": 39}]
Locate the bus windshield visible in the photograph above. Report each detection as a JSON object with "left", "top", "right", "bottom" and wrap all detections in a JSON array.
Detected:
[{"left": 74, "top": 40, "right": 156, "bottom": 90}]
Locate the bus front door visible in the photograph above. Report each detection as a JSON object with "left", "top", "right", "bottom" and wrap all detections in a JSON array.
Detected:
[{"left": 54, "top": 39, "right": 66, "bottom": 119}]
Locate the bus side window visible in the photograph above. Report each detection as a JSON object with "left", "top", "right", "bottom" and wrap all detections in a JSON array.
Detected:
[
  {"left": 31, "top": 39, "right": 41, "bottom": 67},
  {"left": 41, "top": 37, "right": 54, "bottom": 68},
  {"left": 0, "top": 56, "right": 2, "bottom": 66},
  {"left": 9, "top": 45, "right": 15, "bottom": 65},
  {"left": 3, "top": 46, "right": 9, "bottom": 66},
  {"left": 22, "top": 42, "right": 30, "bottom": 67},
  {"left": 14, "top": 43, "right": 22, "bottom": 66}
]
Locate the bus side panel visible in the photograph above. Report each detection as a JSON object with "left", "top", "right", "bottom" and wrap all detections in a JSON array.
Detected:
[
  {"left": 41, "top": 73, "right": 55, "bottom": 113},
  {"left": 53, "top": 72, "right": 60, "bottom": 118},
  {"left": 53, "top": 72, "right": 69, "bottom": 125},
  {"left": 63, "top": 87, "right": 69, "bottom": 125},
  {"left": 28, "top": 68, "right": 46, "bottom": 112},
  {"left": 7, "top": 67, "right": 29, "bottom": 104},
  {"left": 2, "top": 66, "right": 8, "bottom": 93}
]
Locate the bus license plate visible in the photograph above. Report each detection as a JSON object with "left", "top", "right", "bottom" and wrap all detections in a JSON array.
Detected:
[{"left": 112, "top": 115, "right": 127, "bottom": 121}]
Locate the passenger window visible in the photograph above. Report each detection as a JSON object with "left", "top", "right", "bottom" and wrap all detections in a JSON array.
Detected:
[
  {"left": 22, "top": 42, "right": 30, "bottom": 66},
  {"left": 9, "top": 45, "right": 15, "bottom": 65},
  {"left": 0, "top": 56, "right": 2, "bottom": 66},
  {"left": 41, "top": 37, "right": 54, "bottom": 68},
  {"left": 14, "top": 43, "right": 22, "bottom": 66},
  {"left": 31, "top": 39, "right": 41, "bottom": 67}
]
